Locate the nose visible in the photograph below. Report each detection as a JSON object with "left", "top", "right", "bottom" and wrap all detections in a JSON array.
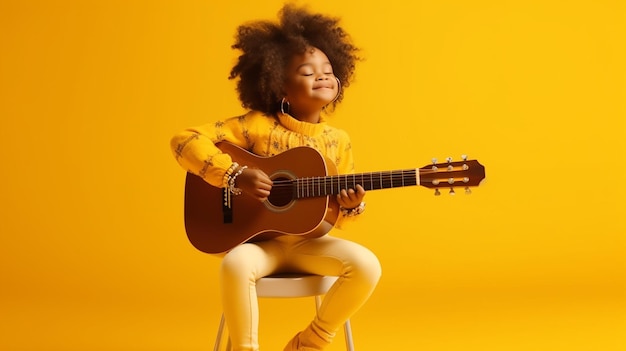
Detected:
[{"left": 316, "top": 75, "right": 328, "bottom": 80}]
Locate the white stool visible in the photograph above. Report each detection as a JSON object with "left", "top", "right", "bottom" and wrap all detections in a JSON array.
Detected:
[{"left": 213, "top": 273, "right": 355, "bottom": 351}]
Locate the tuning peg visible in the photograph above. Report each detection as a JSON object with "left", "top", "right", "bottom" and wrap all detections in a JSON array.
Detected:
[
  {"left": 449, "top": 188, "right": 456, "bottom": 195},
  {"left": 431, "top": 158, "right": 438, "bottom": 171},
  {"left": 462, "top": 154, "right": 468, "bottom": 161},
  {"left": 434, "top": 189, "right": 441, "bottom": 196},
  {"left": 465, "top": 187, "right": 472, "bottom": 195},
  {"left": 446, "top": 157, "right": 453, "bottom": 163}
]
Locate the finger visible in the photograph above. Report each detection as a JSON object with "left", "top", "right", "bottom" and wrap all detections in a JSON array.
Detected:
[
  {"left": 258, "top": 182, "right": 273, "bottom": 191},
  {"left": 345, "top": 188, "right": 357, "bottom": 201},
  {"left": 257, "top": 187, "right": 271, "bottom": 197},
  {"left": 337, "top": 192, "right": 356, "bottom": 207},
  {"left": 336, "top": 192, "right": 347, "bottom": 205},
  {"left": 355, "top": 184, "right": 365, "bottom": 195},
  {"left": 255, "top": 190, "right": 270, "bottom": 202},
  {"left": 355, "top": 187, "right": 365, "bottom": 202}
]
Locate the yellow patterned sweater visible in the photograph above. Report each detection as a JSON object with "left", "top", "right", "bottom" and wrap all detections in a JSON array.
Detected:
[{"left": 170, "top": 110, "right": 358, "bottom": 228}]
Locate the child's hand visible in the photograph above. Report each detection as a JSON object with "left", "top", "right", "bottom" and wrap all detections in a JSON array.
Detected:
[
  {"left": 337, "top": 184, "right": 365, "bottom": 210},
  {"left": 235, "top": 168, "right": 273, "bottom": 202}
]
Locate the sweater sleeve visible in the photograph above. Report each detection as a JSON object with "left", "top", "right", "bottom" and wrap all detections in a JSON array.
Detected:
[{"left": 170, "top": 114, "right": 252, "bottom": 188}]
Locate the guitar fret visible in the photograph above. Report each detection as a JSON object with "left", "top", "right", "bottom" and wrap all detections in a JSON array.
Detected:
[
  {"left": 384, "top": 171, "right": 388, "bottom": 188},
  {"left": 318, "top": 178, "right": 322, "bottom": 196},
  {"left": 327, "top": 177, "right": 331, "bottom": 195},
  {"left": 337, "top": 175, "right": 341, "bottom": 194},
  {"left": 317, "top": 177, "right": 320, "bottom": 197}
]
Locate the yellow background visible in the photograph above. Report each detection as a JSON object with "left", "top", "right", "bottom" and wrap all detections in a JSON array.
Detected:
[{"left": 1, "top": 1, "right": 624, "bottom": 350}]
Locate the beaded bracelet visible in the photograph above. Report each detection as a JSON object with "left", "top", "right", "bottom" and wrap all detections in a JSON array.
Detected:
[
  {"left": 228, "top": 165, "right": 248, "bottom": 195},
  {"left": 222, "top": 162, "right": 240, "bottom": 188},
  {"left": 340, "top": 202, "right": 366, "bottom": 217}
]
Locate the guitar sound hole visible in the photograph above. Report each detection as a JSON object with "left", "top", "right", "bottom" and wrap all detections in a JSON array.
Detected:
[{"left": 268, "top": 177, "right": 295, "bottom": 207}]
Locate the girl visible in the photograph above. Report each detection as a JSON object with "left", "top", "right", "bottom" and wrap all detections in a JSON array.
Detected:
[{"left": 170, "top": 4, "right": 381, "bottom": 351}]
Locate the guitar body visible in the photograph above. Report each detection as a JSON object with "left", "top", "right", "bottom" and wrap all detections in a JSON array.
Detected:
[{"left": 184, "top": 142, "right": 340, "bottom": 254}]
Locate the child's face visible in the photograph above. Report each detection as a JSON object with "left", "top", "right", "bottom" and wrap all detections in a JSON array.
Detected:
[{"left": 283, "top": 47, "right": 338, "bottom": 117}]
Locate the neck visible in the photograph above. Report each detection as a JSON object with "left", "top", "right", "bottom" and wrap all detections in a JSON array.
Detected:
[{"left": 290, "top": 107, "right": 322, "bottom": 124}]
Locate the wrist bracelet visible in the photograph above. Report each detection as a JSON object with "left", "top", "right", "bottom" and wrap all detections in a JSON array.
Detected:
[
  {"left": 340, "top": 202, "right": 366, "bottom": 217},
  {"left": 222, "top": 162, "right": 240, "bottom": 188},
  {"left": 228, "top": 165, "right": 248, "bottom": 195}
]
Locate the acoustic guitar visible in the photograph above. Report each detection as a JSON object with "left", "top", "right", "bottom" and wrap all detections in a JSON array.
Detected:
[{"left": 184, "top": 142, "right": 486, "bottom": 254}]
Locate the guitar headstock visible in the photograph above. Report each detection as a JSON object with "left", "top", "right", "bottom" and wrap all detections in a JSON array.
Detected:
[{"left": 419, "top": 156, "right": 486, "bottom": 195}]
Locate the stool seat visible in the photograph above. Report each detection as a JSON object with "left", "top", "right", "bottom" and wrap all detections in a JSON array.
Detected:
[
  {"left": 213, "top": 273, "right": 355, "bottom": 351},
  {"left": 256, "top": 273, "right": 338, "bottom": 298}
]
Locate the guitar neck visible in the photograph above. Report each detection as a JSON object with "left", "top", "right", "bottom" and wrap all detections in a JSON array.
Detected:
[
  {"left": 288, "top": 169, "right": 419, "bottom": 199},
  {"left": 282, "top": 157, "right": 486, "bottom": 199}
]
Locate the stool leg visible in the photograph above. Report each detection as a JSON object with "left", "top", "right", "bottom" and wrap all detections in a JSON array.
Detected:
[
  {"left": 343, "top": 319, "right": 355, "bottom": 351},
  {"left": 214, "top": 313, "right": 226, "bottom": 351},
  {"left": 213, "top": 313, "right": 232, "bottom": 351}
]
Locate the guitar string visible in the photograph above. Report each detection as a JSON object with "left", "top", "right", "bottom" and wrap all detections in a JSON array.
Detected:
[
  {"left": 270, "top": 168, "right": 471, "bottom": 196},
  {"left": 269, "top": 167, "right": 461, "bottom": 187},
  {"left": 271, "top": 173, "right": 418, "bottom": 185},
  {"left": 271, "top": 172, "right": 420, "bottom": 196},
  {"left": 269, "top": 168, "right": 453, "bottom": 187}
]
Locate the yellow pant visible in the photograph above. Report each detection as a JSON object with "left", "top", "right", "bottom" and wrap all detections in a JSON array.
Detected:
[{"left": 219, "top": 234, "right": 382, "bottom": 351}]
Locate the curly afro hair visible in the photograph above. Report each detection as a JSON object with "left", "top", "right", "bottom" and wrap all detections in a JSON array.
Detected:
[{"left": 228, "top": 3, "right": 360, "bottom": 115}]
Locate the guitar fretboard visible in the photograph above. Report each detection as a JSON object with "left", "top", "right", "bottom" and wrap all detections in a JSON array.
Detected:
[{"left": 291, "top": 169, "right": 419, "bottom": 199}]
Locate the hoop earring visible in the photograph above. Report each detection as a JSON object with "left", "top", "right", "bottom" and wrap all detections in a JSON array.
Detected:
[
  {"left": 280, "top": 98, "right": 290, "bottom": 114},
  {"left": 333, "top": 77, "right": 342, "bottom": 102}
]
